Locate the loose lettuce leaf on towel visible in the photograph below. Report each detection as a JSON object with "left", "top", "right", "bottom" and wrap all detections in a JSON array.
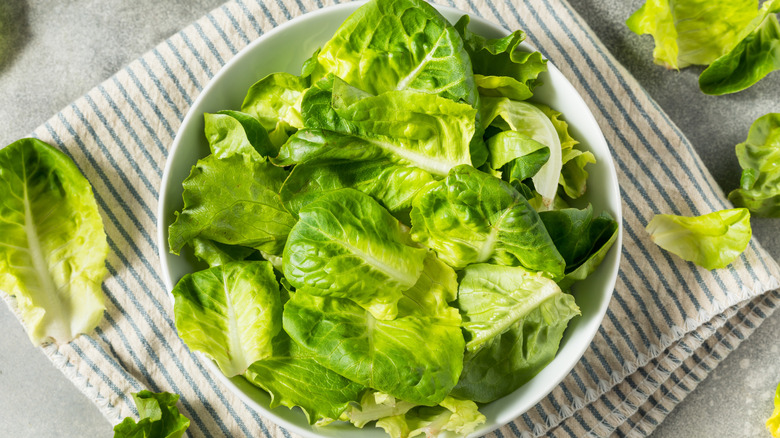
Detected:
[
  {"left": 172, "top": 261, "right": 281, "bottom": 376},
  {"left": 452, "top": 264, "right": 580, "bottom": 403},
  {"left": 376, "top": 396, "right": 486, "bottom": 438},
  {"left": 699, "top": 0, "right": 780, "bottom": 95},
  {"left": 168, "top": 154, "right": 296, "bottom": 257},
  {"left": 410, "top": 165, "right": 565, "bottom": 278},
  {"left": 283, "top": 252, "right": 464, "bottom": 406},
  {"left": 282, "top": 188, "right": 427, "bottom": 320},
  {"left": 626, "top": 0, "right": 758, "bottom": 69},
  {"left": 0, "top": 138, "right": 108, "bottom": 345},
  {"left": 113, "top": 391, "right": 190, "bottom": 438},
  {"left": 309, "top": 0, "right": 476, "bottom": 105},
  {"left": 646, "top": 208, "right": 752, "bottom": 270},
  {"left": 728, "top": 113, "right": 780, "bottom": 216}
]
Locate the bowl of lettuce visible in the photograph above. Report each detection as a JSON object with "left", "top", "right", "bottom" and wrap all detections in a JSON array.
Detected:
[{"left": 157, "top": 0, "right": 622, "bottom": 437}]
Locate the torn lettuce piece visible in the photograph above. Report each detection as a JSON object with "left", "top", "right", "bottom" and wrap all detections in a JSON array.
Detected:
[
  {"left": 113, "top": 391, "right": 190, "bottom": 438},
  {"left": 241, "top": 72, "right": 307, "bottom": 146},
  {"left": 341, "top": 391, "right": 417, "bottom": 428},
  {"left": 410, "top": 165, "right": 565, "bottom": 278},
  {"left": 699, "top": 0, "right": 780, "bottom": 95},
  {"left": 646, "top": 208, "right": 752, "bottom": 269},
  {"left": 0, "top": 138, "right": 108, "bottom": 345},
  {"left": 376, "top": 396, "right": 486, "bottom": 438},
  {"left": 204, "top": 111, "right": 276, "bottom": 159},
  {"left": 452, "top": 264, "right": 580, "bottom": 403},
  {"left": 283, "top": 252, "right": 463, "bottom": 406},
  {"left": 168, "top": 154, "right": 296, "bottom": 257},
  {"left": 309, "top": 0, "right": 476, "bottom": 105},
  {"left": 728, "top": 113, "right": 780, "bottom": 216},
  {"left": 626, "top": 0, "right": 758, "bottom": 69},
  {"left": 282, "top": 188, "right": 427, "bottom": 320},
  {"left": 172, "top": 261, "right": 281, "bottom": 376}
]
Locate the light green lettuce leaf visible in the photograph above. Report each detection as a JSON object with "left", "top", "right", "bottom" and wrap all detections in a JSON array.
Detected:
[
  {"left": 410, "top": 165, "right": 565, "bottom": 278},
  {"left": 627, "top": 0, "right": 758, "bottom": 69},
  {"left": 241, "top": 72, "right": 307, "bottom": 146},
  {"left": 282, "top": 188, "right": 428, "bottom": 320},
  {"left": 646, "top": 208, "right": 752, "bottom": 269},
  {"left": 172, "top": 261, "right": 281, "bottom": 376},
  {"left": 310, "top": 0, "right": 476, "bottom": 105},
  {"left": 452, "top": 264, "right": 580, "bottom": 402},
  {"left": 113, "top": 391, "right": 190, "bottom": 438},
  {"left": 699, "top": 0, "right": 780, "bottom": 94},
  {"left": 282, "top": 252, "right": 463, "bottom": 406},
  {"left": 728, "top": 113, "right": 780, "bottom": 216},
  {"left": 341, "top": 391, "right": 417, "bottom": 428},
  {"left": 168, "top": 154, "right": 296, "bottom": 257},
  {"left": 768, "top": 382, "right": 780, "bottom": 437},
  {"left": 375, "top": 396, "right": 486, "bottom": 438},
  {"left": 204, "top": 111, "right": 275, "bottom": 159},
  {"left": 0, "top": 138, "right": 107, "bottom": 345}
]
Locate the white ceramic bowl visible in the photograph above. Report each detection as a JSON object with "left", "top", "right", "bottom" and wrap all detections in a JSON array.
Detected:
[{"left": 157, "top": 3, "right": 622, "bottom": 437}]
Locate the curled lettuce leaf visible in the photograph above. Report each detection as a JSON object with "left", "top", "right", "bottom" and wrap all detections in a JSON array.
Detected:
[
  {"left": 728, "top": 113, "right": 780, "bottom": 217},
  {"left": 699, "top": 0, "right": 780, "bottom": 95},
  {"left": 204, "top": 111, "right": 276, "bottom": 159},
  {"left": 241, "top": 72, "right": 307, "bottom": 146},
  {"left": 452, "top": 264, "right": 580, "bottom": 403},
  {"left": 410, "top": 165, "right": 565, "bottom": 278},
  {"left": 113, "top": 391, "right": 190, "bottom": 438},
  {"left": 768, "top": 382, "right": 780, "bottom": 437},
  {"left": 626, "top": 0, "right": 758, "bottom": 69},
  {"left": 646, "top": 208, "right": 752, "bottom": 269},
  {"left": 167, "top": 154, "right": 296, "bottom": 257},
  {"left": 310, "top": 0, "right": 476, "bottom": 105},
  {"left": 172, "top": 261, "right": 281, "bottom": 376},
  {"left": 282, "top": 188, "right": 427, "bottom": 320},
  {"left": 0, "top": 138, "right": 107, "bottom": 345},
  {"left": 376, "top": 396, "right": 486, "bottom": 438}
]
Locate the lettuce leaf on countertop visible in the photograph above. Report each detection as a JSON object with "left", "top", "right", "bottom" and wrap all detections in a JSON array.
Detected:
[
  {"left": 728, "top": 113, "right": 780, "bottom": 216},
  {"left": 113, "top": 391, "right": 190, "bottom": 438},
  {"left": 0, "top": 138, "right": 108, "bottom": 345}
]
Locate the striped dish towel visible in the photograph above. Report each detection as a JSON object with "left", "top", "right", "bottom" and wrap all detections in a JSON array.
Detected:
[{"left": 7, "top": 0, "right": 778, "bottom": 436}]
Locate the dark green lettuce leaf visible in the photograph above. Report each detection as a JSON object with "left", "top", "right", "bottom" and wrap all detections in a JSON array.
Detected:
[
  {"left": 310, "top": 0, "right": 476, "bottom": 105},
  {"left": 410, "top": 165, "right": 565, "bottom": 278},
  {"left": 113, "top": 391, "right": 190, "bottom": 438},
  {"left": 168, "top": 154, "right": 296, "bottom": 257},
  {"left": 728, "top": 113, "right": 780, "bottom": 216}
]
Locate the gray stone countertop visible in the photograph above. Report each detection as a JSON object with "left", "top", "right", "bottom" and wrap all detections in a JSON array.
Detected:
[{"left": 0, "top": 0, "right": 777, "bottom": 437}]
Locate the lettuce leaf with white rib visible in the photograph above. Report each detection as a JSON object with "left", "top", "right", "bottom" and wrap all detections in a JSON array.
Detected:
[
  {"left": 451, "top": 264, "right": 580, "bottom": 403},
  {"left": 0, "top": 138, "right": 108, "bottom": 345},
  {"left": 728, "top": 113, "right": 780, "bottom": 216},
  {"left": 282, "top": 188, "right": 428, "bottom": 320},
  {"left": 410, "top": 165, "right": 565, "bottom": 277},
  {"left": 376, "top": 396, "right": 486, "bottom": 438},
  {"left": 283, "top": 251, "right": 464, "bottom": 406}
]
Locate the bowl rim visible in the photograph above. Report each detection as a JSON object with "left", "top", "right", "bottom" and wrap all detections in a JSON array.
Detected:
[{"left": 156, "top": 2, "right": 623, "bottom": 437}]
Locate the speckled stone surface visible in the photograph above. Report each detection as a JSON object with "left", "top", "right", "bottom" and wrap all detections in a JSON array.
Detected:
[{"left": 0, "top": 1, "right": 777, "bottom": 437}]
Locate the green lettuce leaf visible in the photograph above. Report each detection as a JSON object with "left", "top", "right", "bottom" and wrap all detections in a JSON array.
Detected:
[
  {"left": 410, "top": 165, "right": 565, "bottom": 278},
  {"left": 113, "top": 391, "right": 190, "bottom": 438},
  {"left": 168, "top": 154, "right": 296, "bottom": 257},
  {"left": 190, "top": 238, "right": 257, "bottom": 268},
  {"left": 245, "top": 334, "right": 367, "bottom": 425},
  {"left": 341, "top": 391, "right": 417, "bottom": 428},
  {"left": 768, "top": 382, "right": 780, "bottom": 437},
  {"left": 626, "top": 0, "right": 758, "bottom": 69},
  {"left": 282, "top": 188, "right": 427, "bottom": 320},
  {"left": 172, "top": 261, "right": 281, "bottom": 376},
  {"left": 699, "top": 0, "right": 780, "bottom": 95},
  {"left": 645, "top": 208, "right": 752, "bottom": 269},
  {"left": 283, "top": 252, "right": 463, "bottom": 406},
  {"left": 728, "top": 113, "right": 780, "bottom": 216},
  {"left": 241, "top": 72, "right": 307, "bottom": 146},
  {"left": 310, "top": 0, "right": 476, "bottom": 105},
  {"left": 375, "top": 396, "right": 486, "bottom": 438},
  {"left": 204, "top": 111, "right": 276, "bottom": 159},
  {"left": 452, "top": 264, "right": 580, "bottom": 403},
  {"left": 0, "top": 138, "right": 107, "bottom": 345},
  {"left": 481, "top": 97, "right": 563, "bottom": 208}
]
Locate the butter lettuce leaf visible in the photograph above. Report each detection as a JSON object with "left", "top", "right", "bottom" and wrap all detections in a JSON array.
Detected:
[
  {"left": 0, "top": 138, "right": 108, "bottom": 345},
  {"left": 204, "top": 111, "right": 275, "bottom": 159},
  {"left": 172, "top": 261, "right": 281, "bottom": 376},
  {"left": 113, "top": 391, "right": 190, "bottom": 438},
  {"left": 452, "top": 264, "right": 580, "bottom": 403},
  {"left": 410, "top": 165, "right": 565, "bottom": 278},
  {"left": 310, "top": 0, "right": 476, "bottom": 105},
  {"left": 699, "top": 0, "right": 780, "bottom": 95},
  {"left": 626, "top": 0, "right": 758, "bottom": 69},
  {"left": 241, "top": 72, "right": 307, "bottom": 146},
  {"left": 646, "top": 208, "right": 752, "bottom": 270},
  {"left": 375, "top": 396, "right": 486, "bottom": 438},
  {"left": 282, "top": 188, "right": 427, "bottom": 320},
  {"left": 728, "top": 113, "right": 780, "bottom": 216}
]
